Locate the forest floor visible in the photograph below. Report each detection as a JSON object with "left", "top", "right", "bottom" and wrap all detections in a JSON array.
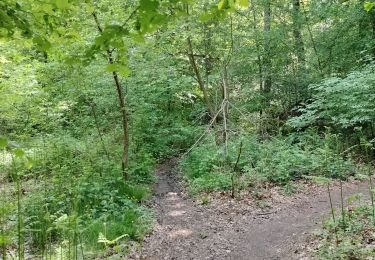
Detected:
[{"left": 129, "top": 158, "right": 371, "bottom": 260}]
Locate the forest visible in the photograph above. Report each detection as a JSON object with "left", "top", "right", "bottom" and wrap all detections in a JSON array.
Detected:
[{"left": 1, "top": 0, "right": 375, "bottom": 259}]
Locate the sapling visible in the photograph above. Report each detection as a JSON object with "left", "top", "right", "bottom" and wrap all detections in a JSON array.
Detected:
[
  {"left": 308, "top": 175, "right": 337, "bottom": 242},
  {"left": 369, "top": 173, "right": 375, "bottom": 226},
  {"left": 231, "top": 141, "right": 243, "bottom": 198},
  {"left": 339, "top": 180, "right": 346, "bottom": 228},
  {"left": 327, "top": 182, "right": 339, "bottom": 245}
]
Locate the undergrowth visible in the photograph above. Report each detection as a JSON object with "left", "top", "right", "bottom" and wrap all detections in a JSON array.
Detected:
[
  {"left": 182, "top": 131, "right": 362, "bottom": 194},
  {"left": 1, "top": 134, "right": 155, "bottom": 258},
  {"left": 316, "top": 203, "right": 375, "bottom": 259}
]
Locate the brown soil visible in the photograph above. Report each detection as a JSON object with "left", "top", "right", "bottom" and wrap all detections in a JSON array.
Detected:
[{"left": 129, "top": 159, "right": 371, "bottom": 260}]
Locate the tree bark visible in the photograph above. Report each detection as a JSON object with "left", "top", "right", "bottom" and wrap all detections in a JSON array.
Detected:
[
  {"left": 302, "top": 4, "right": 324, "bottom": 76},
  {"left": 292, "top": 0, "right": 307, "bottom": 102},
  {"left": 292, "top": 0, "right": 306, "bottom": 70},
  {"left": 263, "top": 0, "right": 272, "bottom": 107},
  {"left": 187, "top": 37, "right": 215, "bottom": 118},
  {"left": 92, "top": 12, "right": 129, "bottom": 181},
  {"left": 251, "top": 0, "right": 263, "bottom": 115}
]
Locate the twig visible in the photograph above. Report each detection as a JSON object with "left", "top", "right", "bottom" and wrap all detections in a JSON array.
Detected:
[
  {"left": 256, "top": 211, "right": 277, "bottom": 216},
  {"left": 231, "top": 141, "right": 243, "bottom": 198},
  {"left": 182, "top": 101, "right": 226, "bottom": 157}
]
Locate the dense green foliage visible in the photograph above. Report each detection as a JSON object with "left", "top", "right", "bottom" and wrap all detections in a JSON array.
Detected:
[
  {"left": 289, "top": 64, "right": 375, "bottom": 130},
  {"left": 317, "top": 202, "right": 375, "bottom": 259},
  {"left": 182, "top": 131, "right": 362, "bottom": 194},
  {"left": 1, "top": 0, "right": 375, "bottom": 258}
]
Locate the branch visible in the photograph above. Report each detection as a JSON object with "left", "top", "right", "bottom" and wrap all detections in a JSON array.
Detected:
[{"left": 182, "top": 100, "right": 227, "bottom": 157}]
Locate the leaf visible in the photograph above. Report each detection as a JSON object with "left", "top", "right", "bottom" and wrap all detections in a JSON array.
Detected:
[
  {"left": 98, "top": 232, "right": 128, "bottom": 245},
  {"left": 26, "top": 156, "right": 34, "bottom": 169},
  {"left": 0, "top": 136, "right": 8, "bottom": 148},
  {"left": 33, "top": 36, "right": 51, "bottom": 51},
  {"left": 364, "top": 1, "right": 375, "bottom": 11},
  {"left": 14, "top": 148, "right": 25, "bottom": 157},
  {"left": 86, "top": 4, "right": 95, "bottom": 13},
  {"left": 130, "top": 32, "right": 145, "bottom": 44},
  {"left": 97, "top": 232, "right": 108, "bottom": 244},
  {"left": 237, "top": 0, "right": 249, "bottom": 8},
  {"left": 218, "top": 0, "right": 226, "bottom": 10},
  {"left": 56, "top": 0, "right": 69, "bottom": 10},
  {"left": 105, "top": 64, "right": 131, "bottom": 77}
]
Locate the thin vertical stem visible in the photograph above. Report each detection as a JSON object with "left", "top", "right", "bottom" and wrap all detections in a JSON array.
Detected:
[
  {"left": 92, "top": 12, "right": 129, "bottom": 180},
  {"left": 369, "top": 176, "right": 375, "bottom": 225},
  {"left": 327, "top": 183, "right": 335, "bottom": 222},
  {"left": 17, "top": 175, "right": 23, "bottom": 260},
  {"left": 340, "top": 180, "right": 345, "bottom": 228},
  {"left": 327, "top": 183, "right": 338, "bottom": 245}
]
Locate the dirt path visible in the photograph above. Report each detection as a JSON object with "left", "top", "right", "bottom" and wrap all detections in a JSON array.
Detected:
[{"left": 130, "top": 159, "right": 371, "bottom": 260}]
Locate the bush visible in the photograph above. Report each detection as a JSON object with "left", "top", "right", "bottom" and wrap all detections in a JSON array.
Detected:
[
  {"left": 288, "top": 64, "right": 375, "bottom": 130},
  {"left": 182, "top": 131, "right": 361, "bottom": 193},
  {"left": 82, "top": 207, "right": 152, "bottom": 251},
  {"left": 19, "top": 135, "right": 154, "bottom": 255},
  {"left": 316, "top": 204, "right": 375, "bottom": 259}
]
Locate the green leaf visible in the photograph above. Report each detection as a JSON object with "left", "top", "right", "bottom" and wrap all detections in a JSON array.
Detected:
[
  {"left": 0, "top": 137, "right": 8, "bottom": 148},
  {"left": 218, "top": 0, "right": 226, "bottom": 10},
  {"left": 237, "top": 0, "right": 249, "bottom": 7},
  {"left": 105, "top": 64, "right": 131, "bottom": 77},
  {"left": 14, "top": 148, "right": 25, "bottom": 157},
  {"left": 199, "top": 12, "right": 214, "bottom": 22},
  {"left": 364, "top": 1, "right": 375, "bottom": 11},
  {"left": 33, "top": 36, "right": 51, "bottom": 51},
  {"left": 130, "top": 32, "right": 145, "bottom": 44},
  {"left": 56, "top": 0, "right": 69, "bottom": 10},
  {"left": 26, "top": 156, "right": 34, "bottom": 169}
]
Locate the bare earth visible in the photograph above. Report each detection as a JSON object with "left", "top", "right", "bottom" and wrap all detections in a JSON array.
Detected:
[{"left": 129, "top": 159, "right": 370, "bottom": 260}]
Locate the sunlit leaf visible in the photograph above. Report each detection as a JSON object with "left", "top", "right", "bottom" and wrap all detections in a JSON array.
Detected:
[
  {"left": 218, "top": 0, "right": 226, "bottom": 10},
  {"left": 14, "top": 148, "right": 25, "bottom": 157},
  {"left": 238, "top": 0, "right": 249, "bottom": 8},
  {"left": 364, "top": 1, "right": 375, "bottom": 11},
  {"left": 105, "top": 64, "right": 131, "bottom": 77},
  {"left": 26, "top": 156, "right": 34, "bottom": 169},
  {"left": 56, "top": 0, "right": 69, "bottom": 10}
]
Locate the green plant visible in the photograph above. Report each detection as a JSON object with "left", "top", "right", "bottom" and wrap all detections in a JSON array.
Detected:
[
  {"left": 317, "top": 204, "right": 375, "bottom": 259},
  {"left": 183, "top": 131, "right": 363, "bottom": 195}
]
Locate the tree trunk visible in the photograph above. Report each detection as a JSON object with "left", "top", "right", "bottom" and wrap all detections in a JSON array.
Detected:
[
  {"left": 371, "top": 11, "right": 375, "bottom": 58},
  {"left": 251, "top": 0, "right": 263, "bottom": 115},
  {"left": 292, "top": 0, "right": 307, "bottom": 102},
  {"left": 187, "top": 37, "right": 215, "bottom": 118},
  {"left": 302, "top": 4, "right": 324, "bottom": 76},
  {"left": 263, "top": 0, "right": 272, "bottom": 107},
  {"left": 292, "top": 0, "right": 306, "bottom": 70},
  {"left": 92, "top": 12, "right": 129, "bottom": 181}
]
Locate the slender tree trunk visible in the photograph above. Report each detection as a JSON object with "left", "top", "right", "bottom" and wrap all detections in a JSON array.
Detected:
[
  {"left": 292, "top": 0, "right": 306, "bottom": 70},
  {"left": 187, "top": 37, "right": 215, "bottom": 118},
  {"left": 92, "top": 12, "right": 129, "bottom": 180},
  {"left": 302, "top": 5, "right": 324, "bottom": 76},
  {"left": 263, "top": 0, "right": 272, "bottom": 107},
  {"left": 222, "top": 66, "right": 229, "bottom": 156},
  {"left": 371, "top": 12, "right": 375, "bottom": 58},
  {"left": 292, "top": 0, "right": 306, "bottom": 102},
  {"left": 251, "top": 0, "right": 263, "bottom": 115}
]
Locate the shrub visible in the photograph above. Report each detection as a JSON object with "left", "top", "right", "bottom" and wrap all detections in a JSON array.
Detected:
[
  {"left": 182, "top": 131, "right": 361, "bottom": 193},
  {"left": 316, "top": 205, "right": 375, "bottom": 259}
]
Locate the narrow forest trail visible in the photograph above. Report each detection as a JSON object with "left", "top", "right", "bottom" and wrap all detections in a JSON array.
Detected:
[{"left": 130, "top": 159, "right": 371, "bottom": 260}]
